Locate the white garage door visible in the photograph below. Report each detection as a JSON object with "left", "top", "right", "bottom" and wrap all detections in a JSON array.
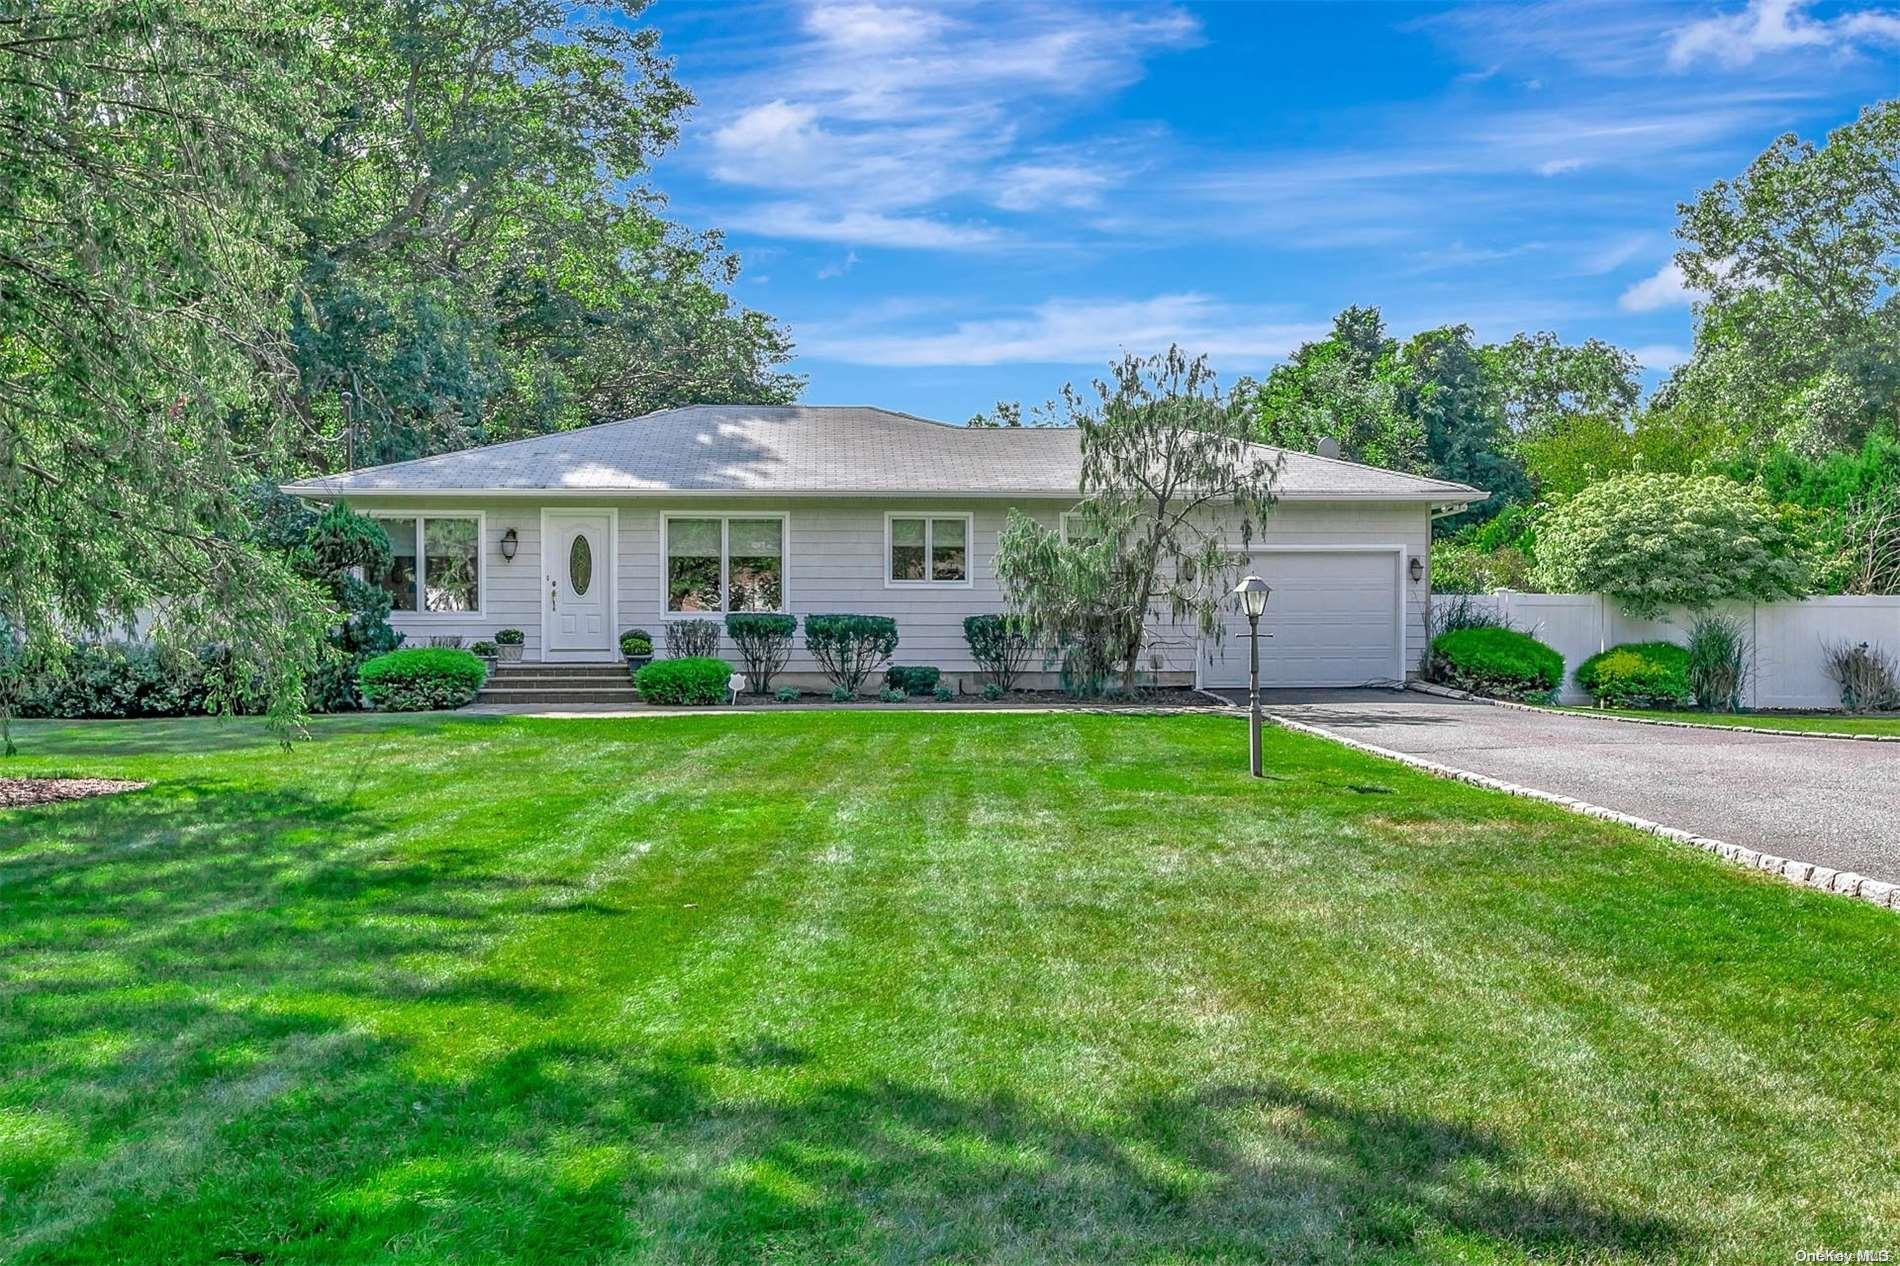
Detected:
[{"left": 1200, "top": 549, "right": 1403, "bottom": 688}]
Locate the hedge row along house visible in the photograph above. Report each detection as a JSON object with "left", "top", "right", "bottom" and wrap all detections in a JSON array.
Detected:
[{"left": 283, "top": 406, "right": 1484, "bottom": 690}]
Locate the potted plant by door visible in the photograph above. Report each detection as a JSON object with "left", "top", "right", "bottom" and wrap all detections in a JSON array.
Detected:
[
  {"left": 470, "top": 640, "right": 498, "bottom": 670},
  {"left": 620, "top": 628, "right": 654, "bottom": 671},
  {"left": 494, "top": 628, "right": 525, "bottom": 663}
]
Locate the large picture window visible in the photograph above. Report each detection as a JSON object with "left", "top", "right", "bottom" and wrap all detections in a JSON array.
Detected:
[
  {"left": 666, "top": 515, "right": 786, "bottom": 613},
  {"left": 371, "top": 515, "right": 481, "bottom": 614},
  {"left": 887, "top": 514, "right": 970, "bottom": 585}
]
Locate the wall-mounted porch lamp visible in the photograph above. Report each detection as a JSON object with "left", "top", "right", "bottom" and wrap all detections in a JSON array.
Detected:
[
  {"left": 499, "top": 528, "right": 519, "bottom": 561},
  {"left": 1233, "top": 574, "right": 1272, "bottom": 778},
  {"left": 1409, "top": 556, "right": 1425, "bottom": 583}
]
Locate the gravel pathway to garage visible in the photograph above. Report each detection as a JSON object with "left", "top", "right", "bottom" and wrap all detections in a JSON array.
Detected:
[{"left": 1218, "top": 689, "right": 1900, "bottom": 885}]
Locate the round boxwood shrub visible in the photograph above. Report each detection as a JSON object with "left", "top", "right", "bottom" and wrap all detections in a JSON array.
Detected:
[
  {"left": 885, "top": 665, "right": 941, "bottom": 696},
  {"left": 635, "top": 656, "right": 733, "bottom": 706},
  {"left": 357, "top": 648, "right": 486, "bottom": 712},
  {"left": 1575, "top": 642, "right": 1691, "bottom": 709},
  {"left": 1429, "top": 628, "right": 1563, "bottom": 701}
]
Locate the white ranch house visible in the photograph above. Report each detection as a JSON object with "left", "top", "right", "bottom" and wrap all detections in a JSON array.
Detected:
[{"left": 283, "top": 405, "right": 1484, "bottom": 690}]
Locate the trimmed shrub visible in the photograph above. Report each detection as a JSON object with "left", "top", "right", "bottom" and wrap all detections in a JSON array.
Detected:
[
  {"left": 932, "top": 683, "right": 955, "bottom": 702},
  {"left": 15, "top": 641, "right": 217, "bottom": 719},
  {"left": 1429, "top": 628, "right": 1563, "bottom": 702},
  {"left": 774, "top": 685, "right": 800, "bottom": 703},
  {"left": 886, "top": 665, "right": 941, "bottom": 696},
  {"left": 1533, "top": 472, "right": 1809, "bottom": 617},
  {"left": 829, "top": 685, "right": 853, "bottom": 703},
  {"left": 804, "top": 614, "right": 899, "bottom": 693},
  {"left": 1575, "top": 642, "right": 1691, "bottom": 709},
  {"left": 877, "top": 687, "right": 907, "bottom": 703},
  {"left": 962, "top": 614, "right": 1031, "bottom": 691},
  {"left": 619, "top": 629, "right": 653, "bottom": 657},
  {"left": 358, "top": 648, "right": 486, "bottom": 712},
  {"left": 635, "top": 656, "right": 732, "bottom": 706},
  {"left": 725, "top": 613, "right": 796, "bottom": 693},
  {"left": 1685, "top": 615, "right": 1749, "bottom": 711},
  {"left": 664, "top": 619, "right": 720, "bottom": 658},
  {"left": 1822, "top": 640, "right": 1900, "bottom": 713},
  {"left": 981, "top": 682, "right": 1005, "bottom": 701}
]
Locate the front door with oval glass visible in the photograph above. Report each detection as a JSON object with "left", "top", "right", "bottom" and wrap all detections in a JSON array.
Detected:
[{"left": 544, "top": 512, "right": 612, "bottom": 657}]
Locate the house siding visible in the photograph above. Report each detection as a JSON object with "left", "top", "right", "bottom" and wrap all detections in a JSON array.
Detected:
[{"left": 354, "top": 495, "right": 1434, "bottom": 682}]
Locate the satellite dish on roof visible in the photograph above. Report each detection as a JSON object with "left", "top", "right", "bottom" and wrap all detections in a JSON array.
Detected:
[{"left": 1316, "top": 437, "right": 1341, "bottom": 460}]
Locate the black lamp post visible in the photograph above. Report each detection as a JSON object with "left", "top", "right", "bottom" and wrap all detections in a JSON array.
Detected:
[{"left": 1234, "top": 575, "right": 1271, "bottom": 777}]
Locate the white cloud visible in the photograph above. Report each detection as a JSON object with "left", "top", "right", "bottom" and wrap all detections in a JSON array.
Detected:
[
  {"left": 802, "top": 2, "right": 955, "bottom": 50},
  {"left": 990, "top": 161, "right": 1117, "bottom": 211},
  {"left": 1632, "top": 343, "right": 1692, "bottom": 370},
  {"left": 1537, "top": 157, "right": 1586, "bottom": 176},
  {"left": 693, "top": 2, "right": 1197, "bottom": 246},
  {"left": 1619, "top": 260, "right": 1699, "bottom": 310},
  {"left": 1619, "top": 257, "right": 1738, "bottom": 310},
  {"left": 816, "top": 250, "right": 859, "bottom": 279},
  {"left": 729, "top": 203, "right": 1003, "bottom": 251},
  {"left": 798, "top": 294, "right": 1323, "bottom": 367},
  {"left": 1668, "top": 0, "right": 1900, "bottom": 68}
]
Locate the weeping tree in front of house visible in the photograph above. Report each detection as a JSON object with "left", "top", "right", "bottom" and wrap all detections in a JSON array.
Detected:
[{"left": 993, "top": 347, "right": 1282, "bottom": 695}]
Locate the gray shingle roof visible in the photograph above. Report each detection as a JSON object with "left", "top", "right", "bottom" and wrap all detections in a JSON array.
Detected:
[{"left": 282, "top": 405, "right": 1485, "bottom": 502}]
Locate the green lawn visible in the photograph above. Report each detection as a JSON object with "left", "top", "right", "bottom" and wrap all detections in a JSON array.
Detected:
[
  {"left": 3, "top": 712, "right": 1896, "bottom": 1263},
  {"left": 1555, "top": 705, "right": 1900, "bottom": 736}
]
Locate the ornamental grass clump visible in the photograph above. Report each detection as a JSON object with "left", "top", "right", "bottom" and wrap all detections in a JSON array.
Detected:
[
  {"left": 1429, "top": 628, "right": 1563, "bottom": 702},
  {"left": 1575, "top": 643, "right": 1692, "bottom": 710},
  {"left": 357, "top": 648, "right": 487, "bottom": 712},
  {"left": 1822, "top": 640, "right": 1900, "bottom": 713},
  {"left": 1685, "top": 615, "right": 1749, "bottom": 712}
]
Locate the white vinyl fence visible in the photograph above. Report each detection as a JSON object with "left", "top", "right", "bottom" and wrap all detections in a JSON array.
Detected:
[{"left": 1447, "top": 592, "right": 1900, "bottom": 708}]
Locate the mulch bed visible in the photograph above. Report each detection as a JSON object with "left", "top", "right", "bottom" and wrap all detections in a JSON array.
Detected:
[
  {"left": 730, "top": 687, "right": 1225, "bottom": 710},
  {"left": 0, "top": 778, "right": 148, "bottom": 809}
]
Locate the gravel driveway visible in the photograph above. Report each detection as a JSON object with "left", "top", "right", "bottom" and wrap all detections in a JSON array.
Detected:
[{"left": 1224, "top": 689, "right": 1900, "bottom": 885}]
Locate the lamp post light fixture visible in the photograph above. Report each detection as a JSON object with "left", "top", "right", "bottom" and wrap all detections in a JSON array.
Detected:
[
  {"left": 499, "top": 528, "right": 519, "bottom": 561},
  {"left": 1234, "top": 574, "right": 1271, "bottom": 778}
]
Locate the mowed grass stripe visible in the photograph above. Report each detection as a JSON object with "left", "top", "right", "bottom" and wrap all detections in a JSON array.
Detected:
[{"left": 0, "top": 711, "right": 1896, "bottom": 1262}]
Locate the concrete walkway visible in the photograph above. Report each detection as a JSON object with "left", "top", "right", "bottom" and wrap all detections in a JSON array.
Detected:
[{"left": 1222, "top": 689, "right": 1900, "bottom": 885}]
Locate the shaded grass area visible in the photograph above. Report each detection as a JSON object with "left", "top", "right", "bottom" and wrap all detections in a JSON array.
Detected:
[
  {"left": 1554, "top": 705, "right": 1900, "bottom": 736},
  {"left": 2, "top": 711, "right": 1897, "bottom": 1263}
]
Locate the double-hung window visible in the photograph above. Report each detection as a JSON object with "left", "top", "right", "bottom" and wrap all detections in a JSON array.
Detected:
[
  {"left": 665, "top": 514, "right": 787, "bottom": 613},
  {"left": 371, "top": 514, "right": 482, "bottom": 613},
  {"left": 886, "top": 514, "right": 970, "bottom": 586}
]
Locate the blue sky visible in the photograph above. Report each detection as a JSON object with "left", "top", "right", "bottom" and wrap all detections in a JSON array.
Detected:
[{"left": 645, "top": 0, "right": 1900, "bottom": 422}]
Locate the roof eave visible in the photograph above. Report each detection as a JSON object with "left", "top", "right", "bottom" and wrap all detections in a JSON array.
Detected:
[{"left": 282, "top": 482, "right": 1483, "bottom": 503}]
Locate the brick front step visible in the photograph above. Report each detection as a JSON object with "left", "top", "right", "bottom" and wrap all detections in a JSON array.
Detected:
[
  {"left": 477, "top": 687, "right": 641, "bottom": 705},
  {"left": 484, "top": 674, "right": 633, "bottom": 690},
  {"left": 488, "top": 663, "right": 628, "bottom": 678}
]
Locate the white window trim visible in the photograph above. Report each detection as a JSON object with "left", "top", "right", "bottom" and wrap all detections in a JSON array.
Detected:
[
  {"left": 367, "top": 510, "right": 486, "bottom": 618},
  {"left": 1059, "top": 510, "right": 1088, "bottom": 544},
  {"left": 659, "top": 511, "right": 792, "bottom": 618},
  {"left": 883, "top": 511, "right": 975, "bottom": 589}
]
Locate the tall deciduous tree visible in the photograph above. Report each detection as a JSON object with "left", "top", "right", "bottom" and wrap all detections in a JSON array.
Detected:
[
  {"left": 993, "top": 348, "right": 1280, "bottom": 693},
  {"left": 0, "top": 1, "right": 331, "bottom": 727},
  {"left": 287, "top": 0, "right": 799, "bottom": 469},
  {"left": 1246, "top": 306, "right": 1423, "bottom": 473},
  {"left": 1532, "top": 473, "right": 1810, "bottom": 616},
  {"left": 1661, "top": 99, "right": 1900, "bottom": 456}
]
